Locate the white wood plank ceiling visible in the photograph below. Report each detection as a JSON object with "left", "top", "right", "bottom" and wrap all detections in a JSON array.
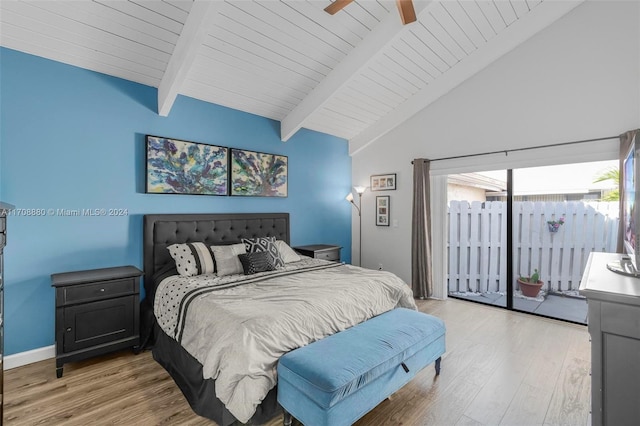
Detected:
[{"left": 0, "top": 0, "right": 584, "bottom": 153}]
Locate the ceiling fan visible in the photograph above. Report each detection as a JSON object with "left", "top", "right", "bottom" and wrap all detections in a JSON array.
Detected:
[{"left": 324, "top": 0, "right": 417, "bottom": 25}]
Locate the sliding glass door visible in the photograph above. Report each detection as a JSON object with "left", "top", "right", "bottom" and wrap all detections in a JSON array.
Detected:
[
  {"left": 447, "top": 170, "right": 508, "bottom": 308},
  {"left": 511, "top": 162, "right": 618, "bottom": 323},
  {"left": 447, "top": 160, "right": 618, "bottom": 324}
]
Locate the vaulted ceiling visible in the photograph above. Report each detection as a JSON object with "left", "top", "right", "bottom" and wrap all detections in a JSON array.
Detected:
[{"left": 0, "top": 0, "right": 583, "bottom": 154}]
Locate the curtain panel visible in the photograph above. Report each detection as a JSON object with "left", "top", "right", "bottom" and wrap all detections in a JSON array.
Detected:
[{"left": 411, "top": 159, "right": 432, "bottom": 299}]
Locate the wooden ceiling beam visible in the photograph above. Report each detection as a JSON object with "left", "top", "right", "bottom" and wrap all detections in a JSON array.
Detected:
[
  {"left": 157, "top": 0, "right": 222, "bottom": 117},
  {"left": 396, "top": 0, "right": 416, "bottom": 25},
  {"left": 280, "top": 0, "right": 431, "bottom": 142},
  {"left": 324, "top": 0, "right": 355, "bottom": 15}
]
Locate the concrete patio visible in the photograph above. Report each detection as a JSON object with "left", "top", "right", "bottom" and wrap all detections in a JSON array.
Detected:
[{"left": 450, "top": 291, "right": 588, "bottom": 324}]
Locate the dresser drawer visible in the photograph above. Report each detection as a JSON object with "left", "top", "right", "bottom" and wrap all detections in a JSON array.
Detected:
[
  {"left": 601, "top": 301, "right": 640, "bottom": 339},
  {"left": 61, "top": 278, "right": 135, "bottom": 305}
]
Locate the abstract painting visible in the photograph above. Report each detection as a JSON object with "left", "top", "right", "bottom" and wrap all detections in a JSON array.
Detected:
[
  {"left": 230, "top": 149, "right": 288, "bottom": 197},
  {"left": 146, "top": 135, "right": 228, "bottom": 195}
]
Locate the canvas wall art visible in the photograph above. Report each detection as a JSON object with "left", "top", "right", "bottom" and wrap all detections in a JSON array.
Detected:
[
  {"left": 146, "top": 135, "right": 228, "bottom": 195},
  {"left": 230, "top": 149, "right": 288, "bottom": 197}
]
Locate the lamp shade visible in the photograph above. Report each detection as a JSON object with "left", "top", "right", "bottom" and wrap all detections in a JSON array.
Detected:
[
  {"left": 345, "top": 193, "right": 354, "bottom": 202},
  {"left": 354, "top": 186, "right": 366, "bottom": 194}
]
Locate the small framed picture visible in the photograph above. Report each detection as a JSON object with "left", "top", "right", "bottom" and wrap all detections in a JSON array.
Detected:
[
  {"left": 370, "top": 173, "right": 396, "bottom": 191},
  {"left": 376, "top": 196, "right": 390, "bottom": 226}
]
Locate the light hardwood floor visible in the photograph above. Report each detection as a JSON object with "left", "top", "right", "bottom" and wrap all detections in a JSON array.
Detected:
[{"left": 4, "top": 299, "right": 591, "bottom": 425}]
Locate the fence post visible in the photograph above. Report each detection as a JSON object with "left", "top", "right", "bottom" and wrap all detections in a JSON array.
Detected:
[{"left": 448, "top": 201, "right": 459, "bottom": 293}]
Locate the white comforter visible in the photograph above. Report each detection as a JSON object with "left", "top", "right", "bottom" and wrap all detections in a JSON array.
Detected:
[{"left": 154, "top": 258, "right": 416, "bottom": 423}]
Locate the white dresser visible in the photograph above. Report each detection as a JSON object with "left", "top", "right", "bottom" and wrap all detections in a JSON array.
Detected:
[{"left": 579, "top": 252, "right": 640, "bottom": 426}]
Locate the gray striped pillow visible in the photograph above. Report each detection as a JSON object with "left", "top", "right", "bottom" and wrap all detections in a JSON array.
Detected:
[{"left": 167, "top": 242, "right": 216, "bottom": 277}]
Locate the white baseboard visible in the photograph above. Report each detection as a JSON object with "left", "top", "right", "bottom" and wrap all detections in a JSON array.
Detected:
[{"left": 4, "top": 345, "right": 55, "bottom": 370}]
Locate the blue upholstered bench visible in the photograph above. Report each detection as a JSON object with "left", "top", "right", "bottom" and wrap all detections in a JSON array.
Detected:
[{"left": 277, "top": 308, "right": 446, "bottom": 426}]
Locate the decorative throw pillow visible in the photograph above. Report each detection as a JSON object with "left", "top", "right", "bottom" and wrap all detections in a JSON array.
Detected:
[
  {"left": 275, "top": 240, "right": 301, "bottom": 264},
  {"left": 167, "top": 242, "right": 216, "bottom": 277},
  {"left": 242, "top": 236, "right": 285, "bottom": 269},
  {"left": 238, "top": 251, "right": 276, "bottom": 275},
  {"left": 211, "top": 243, "right": 246, "bottom": 277}
]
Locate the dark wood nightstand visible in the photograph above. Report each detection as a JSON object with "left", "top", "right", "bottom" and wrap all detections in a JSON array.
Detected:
[
  {"left": 293, "top": 244, "right": 342, "bottom": 262},
  {"left": 51, "top": 265, "right": 142, "bottom": 378}
]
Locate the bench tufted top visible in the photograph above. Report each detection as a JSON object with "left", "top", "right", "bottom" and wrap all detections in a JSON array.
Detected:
[{"left": 277, "top": 307, "right": 445, "bottom": 410}]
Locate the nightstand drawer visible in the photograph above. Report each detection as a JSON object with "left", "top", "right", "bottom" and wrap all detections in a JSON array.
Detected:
[
  {"left": 62, "top": 278, "right": 135, "bottom": 305},
  {"left": 316, "top": 250, "right": 340, "bottom": 261},
  {"left": 293, "top": 244, "right": 341, "bottom": 262}
]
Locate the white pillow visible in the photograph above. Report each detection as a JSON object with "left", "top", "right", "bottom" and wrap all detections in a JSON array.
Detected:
[
  {"left": 275, "top": 240, "right": 301, "bottom": 264},
  {"left": 211, "top": 243, "right": 246, "bottom": 276}
]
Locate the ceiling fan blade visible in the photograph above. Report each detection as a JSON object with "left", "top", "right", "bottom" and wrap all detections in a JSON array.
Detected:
[
  {"left": 396, "top": 0, "right": 417, "bottom": 25},
  {"left": 324, "top": 0, "right": 355, "bottom": 15}
]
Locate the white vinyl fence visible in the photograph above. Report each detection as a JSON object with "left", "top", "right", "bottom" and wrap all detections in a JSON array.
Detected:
[{"left": 448, "top": 201, "right": 619, "bottom": 294}]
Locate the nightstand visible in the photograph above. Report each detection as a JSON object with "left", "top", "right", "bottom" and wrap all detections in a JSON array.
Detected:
[
  {"left": 293, "top": 244, "right": 342, "bottom": 262},
  {"left": 51, "top": 265, "right": 142, "bottom": 378}
]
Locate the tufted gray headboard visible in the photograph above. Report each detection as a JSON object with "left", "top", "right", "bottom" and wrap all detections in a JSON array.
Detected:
[{"left": 143, "top": 213, "right": 290, "bottom": 300}]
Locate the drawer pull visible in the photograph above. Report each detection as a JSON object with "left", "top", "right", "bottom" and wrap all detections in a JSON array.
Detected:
[
  {"left": 100, "top": 288, "right": 105, "bottom": 292},
  {"left": 66, "top": 327, "right": 72, "bottom": 332}
]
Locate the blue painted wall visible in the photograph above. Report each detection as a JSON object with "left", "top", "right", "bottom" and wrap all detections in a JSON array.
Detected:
[{"left": 0, "top": 48, "right": 352, "bottom": 356}]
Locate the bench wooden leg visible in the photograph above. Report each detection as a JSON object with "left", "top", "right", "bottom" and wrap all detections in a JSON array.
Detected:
[
  {"left": 283, "top": 410, "right": 292, "bottom": 426},
  {"left": 435, "top": 356, "right": 442, "bottom": 375}
]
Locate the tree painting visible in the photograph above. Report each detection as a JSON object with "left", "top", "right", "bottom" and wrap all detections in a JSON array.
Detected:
[
  {"left": 146, "top": 136, "right": 228, "bottom": 195},
  {"left": 231, "top": 149, "right": 288, "bottom": 197}
]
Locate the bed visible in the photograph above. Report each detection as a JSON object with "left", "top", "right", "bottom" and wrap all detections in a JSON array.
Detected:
[{"left": 142, "top": 213, "right": 416, "bottom": 425}]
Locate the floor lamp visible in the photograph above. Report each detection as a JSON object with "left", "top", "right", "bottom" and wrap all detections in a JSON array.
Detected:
[{"left": 346, "top": 186, "right": 366, "bottom": 266}]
